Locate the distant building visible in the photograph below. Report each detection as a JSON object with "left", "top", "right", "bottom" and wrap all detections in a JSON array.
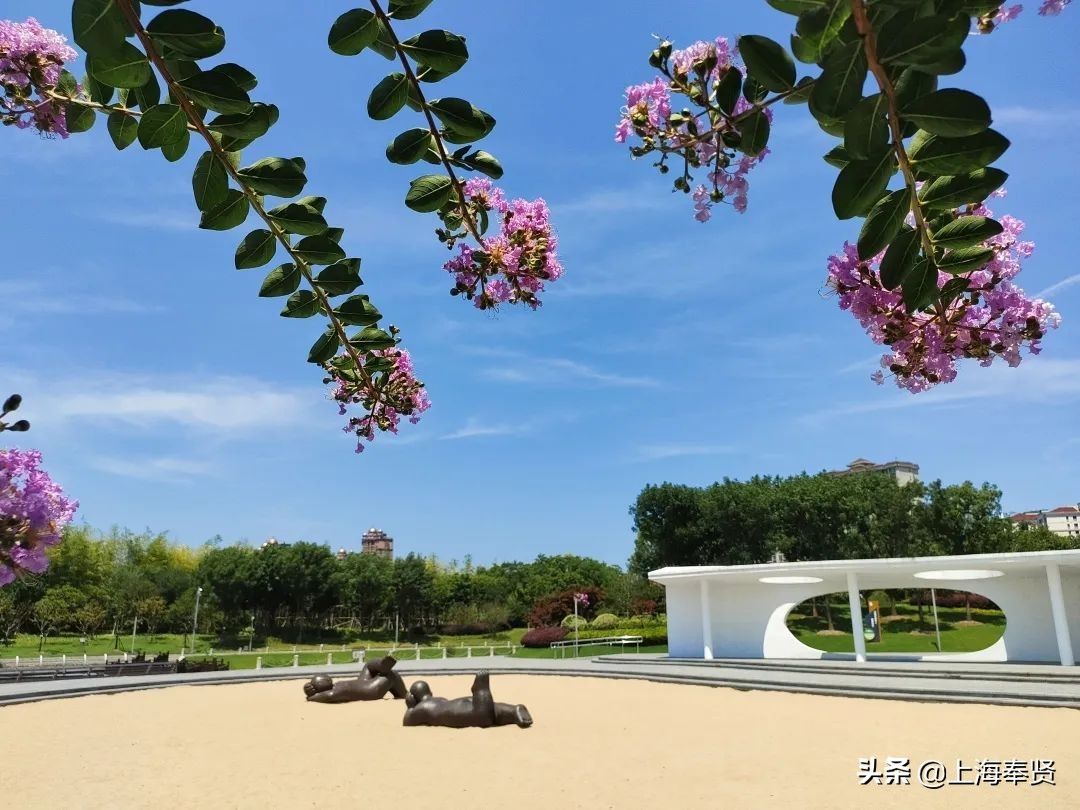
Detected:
[
  {"left": 826, "top": 458, "right": 920, "bottom": 486},
  {"left": 1010, "top": 505, "right": 1080, "bottom": 539},
  {"left": 361, "top": 527, "right": 394, "bottom": 559}
]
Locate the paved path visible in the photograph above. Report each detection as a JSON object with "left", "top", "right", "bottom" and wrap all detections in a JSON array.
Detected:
[{"left": 2, "top": 654, "right": 1079, "bottom": 709}]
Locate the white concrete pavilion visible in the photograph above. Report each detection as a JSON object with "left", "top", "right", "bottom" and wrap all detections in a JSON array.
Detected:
[{"left": 650, "top": 549, "right": 1080, "bottom": 665}]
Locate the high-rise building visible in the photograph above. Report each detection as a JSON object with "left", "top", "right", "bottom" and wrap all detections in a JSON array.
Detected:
[
  {"left": 361, "top": 527, "right": 394, "bottom": 558},
  {"left": 826, "top": 458, "right": 920, "bottom": 485},
  {"left": 1010, "top": 505, "right": 1080, "bottom": 538}
]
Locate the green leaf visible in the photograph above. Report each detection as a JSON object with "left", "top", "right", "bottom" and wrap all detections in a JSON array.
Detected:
[
  {"left": 738, "top": 109, "right": 771, "bottom": 157},
  {"left": 389, "top": 0, "right": 436, "bottom": 19},
  {"left": 405, "top": 174, "right": 454, "bottom": 212},
  {"left": 879, "top": 228, "right": 921, "bottom": 291},
  {"left": 146, "top": 9, "right": 226, "bottom": 60},
  {"left": 260, "top": 264, "right": 302, "bottom": 297},
  {"left": 902, "top": 258, "right": 938, "bottom": 313},
  {"left": 931, "top": 216, "right": 1004, "bottom": 250},
  {"left": 809, "top": 40, "right": 867, "bottom": 122},
  {"left": 328, "top": 8, "right": 380, "bottom": 56},
  {"left": 462, "top": 150, "right": 504, "bottom": 180},
  {"left": 207, "top": 103, "right": 279, "bottom": 139},
  {"left": 199, "top": 189, "right": 249, "bottom": 231},
  {"left": 134, "top": 72, "right": 162, "bottom": 109},
  {"left": 940, "top": 277, "right": 971, "bottom": 305},
  {"left": 307, "top": 329, "right": 341, "bottom": 364},
  {"left": 236, "top": 157, "right": 307, "bottom": 198},
  {"left": 857, "top": 188, "right": 910, "bottom": 260},
  {"left": 315, "top": 259, "right": 363, "bottom": 296},
  {"left": 107, "top": 111, "right": 138, "bottom": 149},
  {"left": 213, "top": 63, "right": 257, "bottom": 92},
  {"left": 429, "top": 98, "right": 495, "bottom": 140},
  {"left": 768, "top": 0, "right": 830, "bottom": 13},
  {"left": 87, "top": 42, "right": 151, "bottom": 89},
  {"left": 65, "top": 103, "right": 97, "bottom": 134},
  {"left": 937, "top": 246, "right": 995, "bottom": 275},
  {"left": 325, "top": 227, "right": 345, "bottom": 244},
  {"left": 368, "top": 73, "right": 409, "bottom": 120},
  {"left": 85, "top": 73, "right": 114, "bottom": 106},
  {"left": 795, "top": 2, "right": 851, "bottom": 61},
  {"left": 295, "top": 236, "right": 346, "bottom": 266},
  {"left": 715, "top": 67, "right": 743, "bottom": 115},
  {"left": 401, "top": 30, "right": 469, "bottom": 74},
  {"left": 878, "top": 14, "right": 968, "bottom": 67},
  {"left": 295, "top": 196, "right": 327, "bottom": 214},
  {"left": 235, "top": 229, "right": 277, "bottom": 270},
  {"left": 192, "top": 151, "right": 229, "bottom": 212},
  {"left": 843, "top": 94, "right": 889, "bottom": 161},
  {"left": 72, "top": 0, "right": 132, "bottom": 54},
  {"left": 893, "top": 68, "right": 937, "bottom": 110},
  {"left": 267, "top": 202, "right": 328, "bottom": 235},
  {"left": 918, "top": 168, "right": 1008, "bottom": 210},
  {"left": 137, "top": 104, "right": 187, "bottom": 149},
  {"left": 333, "top": 295, "right": 382, "bottom": 327},
  {"left": 369, "top": 19, "right": 398, "bottom": 60},
  {"left": 349, "top": 327, "right": 397, "bottom": 351},
  {"left": 177, "top": 71, "right": 252, "bottom": 115},
  {"left": 281, "top": 290, "right": 320, "bottom": 318},
  {"left": 161, "top": 129, "right": 190, "bottom": 161},
  {"left": 902, "top": 89, "right": 990, "bottom": 137},
  {"left": 831, "top": 147, "right": 895, "bottom": 220},
  {"left": 823, "top": 145, "right": 851, "bottom": 169},
  {"left": 386, "top": 128, "right": 434, "bottom": 165},
  {"left": 737, "top": 35, "right": 796, "bottom": 92},
  {"left": 907, "top": 129, "right": 1009, "bottom": 176}
]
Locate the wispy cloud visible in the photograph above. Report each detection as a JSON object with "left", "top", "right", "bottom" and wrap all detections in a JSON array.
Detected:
[
  {"left": 481, "top": 357, "right": 659, "bottom": 388},
  {"left": 1036, "top": 273, "right": 1080, "bottom": 300},
  {"left": 440, "top": 419, "right": 530, "bottom": 441},
  {"left": 800, "top": 358, "right": 1080, "bottom": 426},
  {"left": 635, "top": 443, "right": 735, "bottom": 461},
  {"left": 90, "top": 455, "right": 217, "bottom": 483},
  {"left": 0, "top": 280, "right": 158, "bottom": 316},
  {"left": 5, "top": 369, "right": 310, "bottom": 436},
  {"left": 836, "top": 353, "right": 884, "bottom": 375},
  {"left": 93, "top": 209, "right": 195, "bottom": 232},
  {"left": 993, "top": 106, "right": 1080, "bottom": 127},
  {"left": 551, "top": 187, "right": 667, "bottom": 218}
]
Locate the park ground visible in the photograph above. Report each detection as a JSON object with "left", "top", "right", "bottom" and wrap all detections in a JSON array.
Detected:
[{"left": 2, "top": 675, "right": 1075, "bottom": 809}]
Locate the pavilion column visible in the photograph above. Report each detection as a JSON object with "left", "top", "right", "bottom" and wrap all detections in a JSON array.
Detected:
[
  {"left": 699, "top": 579, "right": 714, "bottom": 660},
  {"left": 846, "top": 571, "right": 866, "bottom": 663},
  {"left": 1045, "top": 564, "right": 1075, "bottom": 666}
]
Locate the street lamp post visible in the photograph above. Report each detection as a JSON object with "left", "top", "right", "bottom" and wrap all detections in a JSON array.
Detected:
[{"left": 192, "top": 586, "right": 203, "bottom": 656}]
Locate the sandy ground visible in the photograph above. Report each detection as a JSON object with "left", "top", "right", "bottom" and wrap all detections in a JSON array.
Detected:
[{"left": 3, "top": 675, "right": 1079, "bottom": 809}]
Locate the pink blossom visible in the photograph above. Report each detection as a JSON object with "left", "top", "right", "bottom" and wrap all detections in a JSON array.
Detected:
[
  {"left": 444, "top": 178, "right": 562, "bottom": 310},
  {"left": 0, "top": 18, "right": 78, "bottom": 138},
  {"left": 0, "top": 447, "right": 77, "bottom": 585},
  {"left": 1040, "top": 0, "right": 1071, "bottom": 14},
  {"left": 826, "top": 199, "right": 1061, "bottom": 393}
]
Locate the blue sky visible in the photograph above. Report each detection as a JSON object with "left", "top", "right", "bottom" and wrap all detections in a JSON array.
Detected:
[{"left": 3, "top": 2, "right": 1078, "bottom": 567}]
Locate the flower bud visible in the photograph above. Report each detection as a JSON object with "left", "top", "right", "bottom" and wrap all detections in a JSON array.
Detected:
[
  {"left": 2, "top": 394, "right": 21, "bottom": 415},
  {"left": 658, "top": 40, "right": 673, "bottom": 61},
  {"left": 9, "top": 420, "right": 29, "bottom": 432}
]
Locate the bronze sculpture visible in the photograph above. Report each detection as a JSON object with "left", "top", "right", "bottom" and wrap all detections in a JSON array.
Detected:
[
  {"left": 402, "top": 670, "right": 533, "bottom": 728},
  {"left": 302, "top": 655, "right": 408, "bottom": 703}
]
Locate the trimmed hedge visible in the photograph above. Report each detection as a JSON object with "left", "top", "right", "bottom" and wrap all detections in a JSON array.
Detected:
[
  {"left": 560, "top": 614, "right": 588, "bottom": 629},
  {"left": 521, "top": 626, "right": 569, "bottom": 648},
  {"left": 590, "top": 613, "right": 619, "bottom": 630}
]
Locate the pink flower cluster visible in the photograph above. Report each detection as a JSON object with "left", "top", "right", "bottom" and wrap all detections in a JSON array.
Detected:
[
  {"left": 985, "top": 0, "right": 1070, "bottom": 27},
  {"left": 0, "top": 18, "right": 77, "bottom": 138},
  {"left": 827, "top": 197, "right": 1061, "bottom": 393},
  {"left": 1040, "top": 0, "right": 1071, "bottom": 14},
  {"left": 616, "top": 37, "right": 771, "bottom": 221},
  {"left": 1, "top": 448, "right": 78, "bottom": 586},
  {"left": 328, "top": 348, "right": 431, "bottom": 453},
  {"left": 574, "top": 592, "right": 590, "bottom": 606},
  {"left": 444, "top": 178, "right": 563, "bottom": 310}
]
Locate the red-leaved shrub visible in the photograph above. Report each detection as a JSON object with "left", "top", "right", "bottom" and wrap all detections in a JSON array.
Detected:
[{"left": 521, "top": 626, "right": 569, "bottom": 648}]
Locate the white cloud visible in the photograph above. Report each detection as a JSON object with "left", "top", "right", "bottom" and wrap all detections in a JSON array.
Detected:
[
  {"left": 481, "top": 356, "right": 658, "bottom": 388},
  {"left": 5, "top": 369, "right": 310, "bottom": 436},
  {"left": 440, "top": 420, "right": 528, "bottom": 441},
  {"left": 0, "top": 280, "right": 157, "bottom": 316},
  {"left": 552, "top": 187, "right": 667, "bottom": 218},
  {"left": 635, "top": 444, "right": 735, "bottom": 461},
  {"left": 90, "top": 455, "right": 217, "bottom": 483},
  {"left": 993, "top": 106, "right": 1080, "bottom": 127},
  {"left": 800, "top": 358, "right": 1080, "bottom": 426},
  {"left": 1036, "top": 273, "right": 1080, "bottom": 300}
]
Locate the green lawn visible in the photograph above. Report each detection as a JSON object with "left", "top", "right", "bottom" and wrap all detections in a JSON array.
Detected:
[{"left": 786, "top": 601, "right": 1006, "bottom": 654}]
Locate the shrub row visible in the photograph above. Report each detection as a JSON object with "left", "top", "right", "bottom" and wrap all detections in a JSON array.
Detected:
[{"left": 521, "top": 626, "right": 569, "bottom": 648}]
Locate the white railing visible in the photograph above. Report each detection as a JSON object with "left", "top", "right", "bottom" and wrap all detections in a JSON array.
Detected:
[
  {"left": 0, "top": 653, "right": 136, "bottom": 670},
  {"left": 549, "top": 635, "right": 643, "bottom": 658}
]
